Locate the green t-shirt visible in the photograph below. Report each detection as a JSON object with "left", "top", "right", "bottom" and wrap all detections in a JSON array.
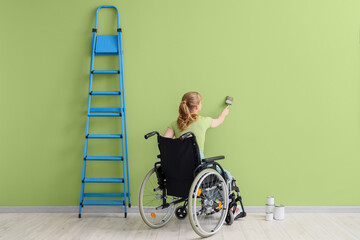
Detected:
[{"left": 170, "top": 116, "right": 213, "bottom": 153}]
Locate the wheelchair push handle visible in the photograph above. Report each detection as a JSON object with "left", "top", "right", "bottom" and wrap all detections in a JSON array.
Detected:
[
  {"left": 144, "top": 131, "right": 196, "bottom": 140},
  {"left": 144, "top": 131, "right": 160, "bottom": 139},
  {"left": 179, "top": 132, "right": 193, "bottom": 140}
]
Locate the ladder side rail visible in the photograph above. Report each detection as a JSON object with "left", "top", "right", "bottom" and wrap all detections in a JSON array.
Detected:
[
  {"left": 79, "top": 29, "right": 97, "bottom": 217},
  {"left": 87, "top": 30, "right": 97, "bottom": 119},
  {"left": 118, "top": 29, "right": 131, "bottom": 206},
  {"left": 117, "top": 30, "right": 128, "bottom": 215},
  {"left": 95, "top": 5, "right": 120, "bottom": 30}
]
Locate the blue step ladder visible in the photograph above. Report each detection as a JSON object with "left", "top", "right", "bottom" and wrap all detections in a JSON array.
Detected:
[{"left": 79, "top": 5, "right": 130, "bottom": 218}]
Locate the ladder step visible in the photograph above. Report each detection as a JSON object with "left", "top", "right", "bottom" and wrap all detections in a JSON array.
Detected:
[
  {"left": 91, "top": 91, "right": 120, "bottom": 95},
  {"left": 89, "top": 108, "right": 122, "bottom": 117},
  {"left": 87, "top": 134, "right": 122, "bottom": 139},
  {"left": 88, "top": 113, "right": 121, "bottom": 117},
  {"left": 84, "top": 193, "right": 127, "bottom": 197},
  {"left": 82, "top": 200, "right": 124, "bottom": 206},
  {"left": 83, "top": 178, "right": 124, "bottom": 183},
  {"left": 92, "top": 70, "right": 120, "bottom": 74},
  {"left": 90, "top": 108, "right": 121, "bottom": 112},
  {"left": 86, "top": 156, "right": 123, "bottom": 161}
]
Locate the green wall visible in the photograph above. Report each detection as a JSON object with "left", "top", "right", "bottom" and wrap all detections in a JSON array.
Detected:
[{"left": 1, "top": 0, "right": 359, "bottom": 206}]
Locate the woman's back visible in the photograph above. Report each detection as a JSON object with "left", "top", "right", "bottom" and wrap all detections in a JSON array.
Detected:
[
  {"left": 164, "top": 91, "right": 229, "bottom": 156},
  {"left": 170, "top": 116, "right": 212, "bottom": 153}
]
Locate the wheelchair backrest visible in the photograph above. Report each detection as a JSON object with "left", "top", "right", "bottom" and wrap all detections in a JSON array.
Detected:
[{"left": 157, "top": 135, "right": 201, "bottom": 198}]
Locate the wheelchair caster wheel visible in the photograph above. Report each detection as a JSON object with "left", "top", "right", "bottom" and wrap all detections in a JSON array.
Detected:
[
  {"left": 225, "top": 211, "right": 234, "bottom": 225},
  {"left": 175, "top": 206, "right": 187, "bottom": 219}
]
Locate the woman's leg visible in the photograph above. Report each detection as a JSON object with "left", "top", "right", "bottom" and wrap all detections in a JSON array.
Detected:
[
  {"left": 216, "top": 166, "right": 232, "bottom": 181},
  {"left": 200, "top": 151, "right": 232, "bottom": 181}
]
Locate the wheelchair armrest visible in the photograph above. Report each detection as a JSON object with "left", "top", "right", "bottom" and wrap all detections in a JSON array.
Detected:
[{"left": 202, "top": 155, "right": 225, "bottom": 163}]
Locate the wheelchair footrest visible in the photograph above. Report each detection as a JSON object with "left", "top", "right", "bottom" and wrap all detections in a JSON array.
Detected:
[{"left": 234, "top": 211, "right": 247, "bottom": 219}]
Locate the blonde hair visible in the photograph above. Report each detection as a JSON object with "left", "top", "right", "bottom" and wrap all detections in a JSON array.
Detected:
[{"left": 177, "top": 92, "right": 202, "bottom": 131}]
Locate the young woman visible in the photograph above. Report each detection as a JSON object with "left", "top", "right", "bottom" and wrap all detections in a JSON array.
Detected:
[{"left": 164, "top": 91, "right": 231, "bottom": 179}]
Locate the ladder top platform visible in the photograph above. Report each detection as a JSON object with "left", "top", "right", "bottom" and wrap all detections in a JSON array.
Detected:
[{"left": 95, "top": 35, "right": 118, "bottom": 55}]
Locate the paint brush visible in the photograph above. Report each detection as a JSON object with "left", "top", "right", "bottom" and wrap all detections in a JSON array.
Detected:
[{"left": 225, "top": 96, "right": 233, "bottom": 105}]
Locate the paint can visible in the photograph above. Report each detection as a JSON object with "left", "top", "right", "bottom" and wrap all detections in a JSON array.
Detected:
[
  {"left": 267, "top": 196, "right": 274, "bottom": 205},
  {"left": 265, "top": 204, "right": 275, "bottom": 213},
  {"left": 274, "top": 204, "right": 285, "bottom": 220},
  {"left": 266, "top": 212, "right": 274, "bottom": 221}
]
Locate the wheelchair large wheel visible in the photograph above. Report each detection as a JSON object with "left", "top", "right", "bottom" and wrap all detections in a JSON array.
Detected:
[
  {"left": 139, "top": 168, "right": 177, "bottom": 228},
  {"left": 188, "top": 168, "right": 229, "bottom": 238}
]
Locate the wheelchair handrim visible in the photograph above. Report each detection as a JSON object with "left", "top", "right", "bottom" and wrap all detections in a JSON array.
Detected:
[{"left": 188, "top": 169, "right": 229, "bottom": 237}]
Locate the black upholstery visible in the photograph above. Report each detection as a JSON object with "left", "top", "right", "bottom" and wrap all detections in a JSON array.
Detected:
[{"left": 157, "top": 135, "right": 201, "bottom": 198}]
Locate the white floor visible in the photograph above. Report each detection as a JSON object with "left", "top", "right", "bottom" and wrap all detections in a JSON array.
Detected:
[{"left": 0, "top": 213, "right": 360, "bottom": 240}]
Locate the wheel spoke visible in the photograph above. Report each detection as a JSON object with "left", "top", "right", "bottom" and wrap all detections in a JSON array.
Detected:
[{"left": 139, "top": 168, "right": 176, "bottom": 228}]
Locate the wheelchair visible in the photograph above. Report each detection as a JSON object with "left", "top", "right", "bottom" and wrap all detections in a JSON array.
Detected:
[{"left": 139, "top": 131, "right": 246, "bottom": 238}]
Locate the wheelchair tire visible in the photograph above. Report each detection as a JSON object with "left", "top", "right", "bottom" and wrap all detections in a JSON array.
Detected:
[
  {"left": 139, "top": 168, "right": 177, "bottom": 228},
  {"left": 188, "top": 168, "right": 229, "bottom": 238}
]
